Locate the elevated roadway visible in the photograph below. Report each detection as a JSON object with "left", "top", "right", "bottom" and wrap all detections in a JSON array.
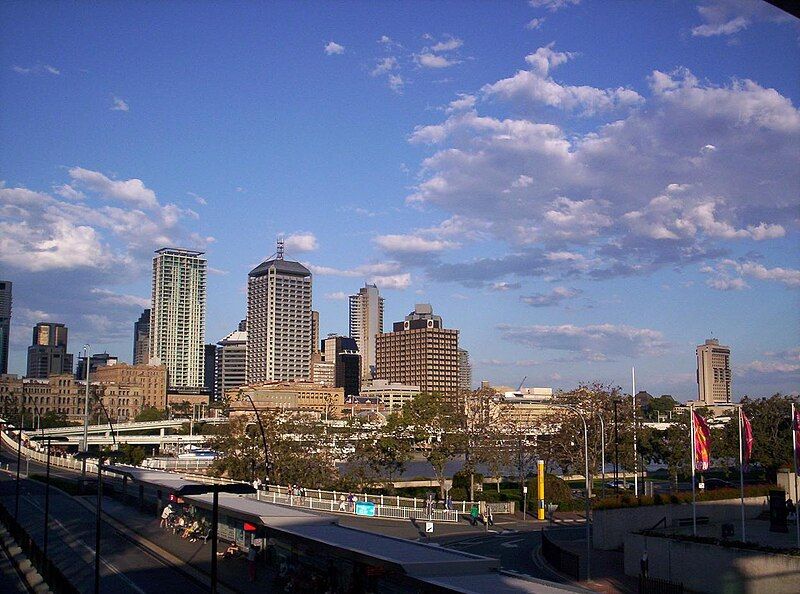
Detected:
[{"left": 39, "top": 418, "right": 226, "bottom": 436}]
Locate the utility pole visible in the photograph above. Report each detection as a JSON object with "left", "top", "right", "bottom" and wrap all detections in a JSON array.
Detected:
[
  {"left": 81, "top": 344, "right": 90, "bottom": 483},
  {"left": 632, "top": 367, "right": 639, "bottom": 498},
  {"left": 613, "top": 400, "right": 619, "bottom": 495}
]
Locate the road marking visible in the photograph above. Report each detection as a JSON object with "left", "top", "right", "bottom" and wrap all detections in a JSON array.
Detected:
[
  {"left": 500, "top": 538, "right": 526, "bottom": 548},
  {"left": 23, "top": 493, "right": 147, "bottom": 594}
]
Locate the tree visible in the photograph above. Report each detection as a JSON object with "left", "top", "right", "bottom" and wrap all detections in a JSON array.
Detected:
[
  {"left": 644, "top": 411, "right": 690, "bottom": 486},
  {"left": 135, "top": 407, "right": 167, "bottom": 422},
  {"left": 400, "top": 392, "right": 463, "bottom": 498}
]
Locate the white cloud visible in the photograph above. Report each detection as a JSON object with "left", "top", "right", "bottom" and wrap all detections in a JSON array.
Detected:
[
  {"left": 308, "top": 261, "right": 404, "bottom": 278},
  {"left": 416, "top": 53, "right": 460, "bottom": 69},
  {"left": 12, "top": 64, "right": 60, "bottom": 75},
  {"left": 691, "top": 0, "right": 792, "bottom": 37},
  {"left": 324, "top": 41, "right": 345, "bottom": 55},
  {"left": 369, "top": 273, "right": 411, "bottom": 290},
  {"left": 520, "top": 286, "right": 581, "bottom": 307},
  {"left": 498, "top": 322, "right": 667, "bottom": 358},
  {"left": 446, "top": 94, "right": 476, "bottom": 113},
  {"left": 371, "top": 57, "right": 398, "bottom": 76},
  {"left": 187, "top": 192, "right": 207, "bottom": 205},
  {"left": 89, "top": 288, "right": 150, "bottom": 309},
  {"left": 526, "top": 18, "right": 545, "bottom": 30},
  {"left": 529, "top": 0, "right": 580, "bottom": 11},
  {"left": 431, "top": 37, "right": 463, "bottom": 52},
  {"left": 511, "top": 175, "right": 534, "bottom": 188},
  {"left": 68, "top": 167, "right": 158, "bottom": 209},
  {"left": 111, "top": 97, "right": 129, "bottom": 112},
  {"left": 284, "top": 233, "right": 318, "bottom": 252},
  {"left": 374, "top": 234, "right": 458, "bottom": 254},
  {"left": 702, "top": 259, "right": 800, "bottom": 290},
  {"left": 388, "top": 74, "right": 404, "bottom": 93},
  {"left": 490, "top": 282, "right": 522, "bottom": 292},
  {"left": 325, "top": 291, "right": 348, "bottom": 300}
]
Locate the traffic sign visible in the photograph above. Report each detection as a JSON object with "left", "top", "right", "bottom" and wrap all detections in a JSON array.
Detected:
[{"left": 425, "top": 522, "right": 434, "bottom": 533}]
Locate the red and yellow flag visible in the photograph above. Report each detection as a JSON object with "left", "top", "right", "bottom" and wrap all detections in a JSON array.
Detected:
[
  {"left": 741, "top": 409, "right": 753, "bottom": 467},
  {"left": 693, "top": 411, "right": 711, "bottom": 471}
]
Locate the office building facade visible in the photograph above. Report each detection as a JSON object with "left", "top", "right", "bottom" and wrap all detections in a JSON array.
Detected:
[
  {"left": 92, "top": 362, "right": 168, "bottom": 410},
  {"left": 375, "top": 304, "right": 459, "bottom": 395},
  {"left": 0, "top": 280, "right": 11, "bottom": 375},
  {"left": 133, "top": 308, "right": 151, "bottom": 365},
  {"left": 149, "top": 248, "right": 207, "bottom": 389},
  {"left": 76, "top": 353, "right": 119, "bottom": 380},
  {"left": 246, "top": 243, "right": 312, "bottom": 383},
  {"left": 458, "top": 348, "right": 472, "bottom": 392},
  {"left": 349, "top": 284, "right": 384, "bottom": 381},
  {"left": 26, "top": 322, "right": 73, "bottom": 378},
  {"left": 215, "top": 330, "right": 247, "bottom": 400},
  {"left": 322, "top": 335, "right": 361, "bottom": 397},
  {"left": 697, "top": 338, "right": 732, "bottom": 404}
]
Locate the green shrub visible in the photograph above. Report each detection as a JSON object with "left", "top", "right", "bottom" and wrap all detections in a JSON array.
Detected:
[
  {"left": 526, "top": 474, "right": 572, "bottom": 506},
  {"left": 452, "top": 470, "right": 484, "bottom": 492},
  {"left": 449, "top": 487, "right": 467, "bottom": 501}
]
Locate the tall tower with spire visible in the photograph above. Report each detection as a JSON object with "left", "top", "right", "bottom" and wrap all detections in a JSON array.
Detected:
[{"left": 246, "top": 239, "right": 312, "bottom": 383}]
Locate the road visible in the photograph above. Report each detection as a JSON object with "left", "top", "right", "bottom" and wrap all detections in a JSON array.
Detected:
[{"left": 0, "top": 447, "right": 204, "bottom": 593}]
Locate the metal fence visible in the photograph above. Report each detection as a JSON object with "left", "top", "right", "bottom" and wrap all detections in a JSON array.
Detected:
[
  {"left": 541, "top": 528, "right": 581, "bottom": 580},
  {"left": 638, "top": 575, "right": 684, "bottom": 594}
]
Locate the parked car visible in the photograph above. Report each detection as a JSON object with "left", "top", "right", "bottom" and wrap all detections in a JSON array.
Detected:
[
  {"left": 605, "top": 480, "right": 631, "bottom": 490},
  {"left": 703, "top": 478, "right": 735, "bottom": 490}
]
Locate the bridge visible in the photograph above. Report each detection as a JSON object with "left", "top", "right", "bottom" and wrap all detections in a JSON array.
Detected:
[
  {"left": 39, "top": 417, "right": 226, "bottom": 437},
  {"left": 55, "top": 434, "right": 209, "bottom": 446}
]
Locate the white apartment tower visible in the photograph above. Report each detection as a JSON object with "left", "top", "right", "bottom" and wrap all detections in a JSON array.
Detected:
[
  {"left": 247, "top": 241, "right": 312, "bottom": 383},
  {"left": 149, "top": 248, "right": 207, "bottom": 389},
  {"left": 696, "top": 338, "right": 732, "bottom": 404},
  {"left": 215, "top": 329, "right": 247, "bottom": 400},
  {"left": 349, "top": 283, "right": 384, "bottom": 380}
]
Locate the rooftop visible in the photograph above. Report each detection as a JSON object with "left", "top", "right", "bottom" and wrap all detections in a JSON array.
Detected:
[{"left": 248, "top": 257, "right": 311, "bottom": 278}]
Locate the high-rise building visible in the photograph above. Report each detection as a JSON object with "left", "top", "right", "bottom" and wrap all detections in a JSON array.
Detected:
[
  {"left": 92, "top": 362, "right": 168, "bottom": 410},
  {"left": 0, "top": 280, "right": 11, "bottom": 374},
  {"left": 237, "top": 319, "right": 247, "bottom": 332},
  {"left": 322, "top": 334, "right": 361, "bottom": 397},
  {"left": 149, "top": 248, "right": 207, "bottom": 389},
  {"left": 76, "top": 353, "right": 119, "bottom": 380},
  {"left": 376, "top": 304, "right": 459, "bottom": 395},
  {"left": 697, "top": 338, "right": 732, "bottom": 404},
  {"left": 215, "top": 329, "right": 247, "bottom": 400},
  {"left": 133, "top": 309, "right": 151, "bottom": 365},
  {"left": 26, "top": 322, "right": 73, "bottom": 378},
  {"left": 311, "top": 310, "right": 321, "bottom": 355},
  {"left": 247, "top": 241, "right": 312, "bottom": 384},
  {"left": 204, "top": 344, "right": 217, "bottom": 394},
  {"left": 349, "top": 284, "right": 384, "bottom": 381},
  {"left": 458, "top": 348, "right": 472, "bottom": 392}
]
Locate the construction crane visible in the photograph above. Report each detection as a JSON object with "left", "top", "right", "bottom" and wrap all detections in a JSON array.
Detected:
[{"left": 517, "top": 376, "right": 527, "bottom": 392}]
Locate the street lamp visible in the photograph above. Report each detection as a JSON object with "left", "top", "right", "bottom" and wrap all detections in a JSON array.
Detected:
[
  {"left": 9, "top": 421, "right": 33, "bottom": 518},
  {"left": 594, "top": 411, "right": 606, "bottom": 500},
  {"left": 29, "top": 433, "right": 69, "bottom": 560},
  {"left": 241, "top": 391, "right": 271, "bottom": 483},
  {"left": 95, "top": 397, "right": 117, "bottom": 449},
  {"left": 551, "top": 404, "right": 592, "bottom": 581},
  {"left": 81, "top": 344, "right": 91, "bottom": 486},
  {"left": 172, "top": 482, "right": 255, "bottom": 594},
  {"left": 75, "top": 449, "right": 125, "bottom": 594}
]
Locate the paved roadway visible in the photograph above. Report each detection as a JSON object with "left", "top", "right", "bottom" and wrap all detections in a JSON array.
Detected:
[{"left": 0, "top": 448, "right": 204, "bottom": 593}]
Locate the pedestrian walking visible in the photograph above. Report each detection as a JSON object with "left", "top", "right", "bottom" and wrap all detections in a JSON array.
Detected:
[
  {"left": 445, "top": 495, "right": 453, "bottom": 511},
  {"left": 487, "top": 507, "right": 494, "bottom": 527},
  {"left": 469, "top": 503, "right": 479, "bottom": 526},
  {"left": 640, "top": 551, "right": 649, "bottom": 578},
  {"left": 160, "top": 503, "right": 174, "bottom": 528}
]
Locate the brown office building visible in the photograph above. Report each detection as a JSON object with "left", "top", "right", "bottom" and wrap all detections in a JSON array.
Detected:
[
  {"left": 92, "top": 362, "right": 168, "bottom": 410},
  {"left": 375, "top": 304, "right": 459, "bottom": 396}
]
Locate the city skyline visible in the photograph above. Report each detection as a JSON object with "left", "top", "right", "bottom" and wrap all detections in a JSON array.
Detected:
[{"left": 1, "top": 2, "right": 798, "bottom": 398}]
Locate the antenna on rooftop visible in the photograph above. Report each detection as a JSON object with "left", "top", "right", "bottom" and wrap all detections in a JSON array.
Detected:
[{"left": 276, "top": 236, "right": 285, "bottom": 260}]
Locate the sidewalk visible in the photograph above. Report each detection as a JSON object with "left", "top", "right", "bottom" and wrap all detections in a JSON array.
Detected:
[{"left": 547, "top": 534, "right": 637, "bottom": 594}]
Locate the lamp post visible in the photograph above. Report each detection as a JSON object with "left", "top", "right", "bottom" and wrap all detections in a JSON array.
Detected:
[
  {"left": 11, "top": 422, "right": 32, "bottom": 518},
  {"left": 29, "top": 434, "right": 69, "bottom": 560},
  {"left": 594, "top": 411, "right": 606, "bottom": 500},
  {"left": 75, "top": 449, "right": 125, "bottom": 594},
  {"left": 551, "top": 404, "right": 591, "bottom": 581},
  {"left": 242, "top": 391, "right": 270, "bottom": 483},
  {"left": 95, "top": 397, "right": 117, "bottom": 449},
  {"left": 613, "top": 399, "right": 619, "bottom": 495},
  {"left": 81, "top": 344, "right": 91, "bottom": 486}
]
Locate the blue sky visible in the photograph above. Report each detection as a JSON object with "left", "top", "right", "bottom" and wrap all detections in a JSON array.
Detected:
[{"left": 1, "top": 0, "right": 798, "bottom": 399}]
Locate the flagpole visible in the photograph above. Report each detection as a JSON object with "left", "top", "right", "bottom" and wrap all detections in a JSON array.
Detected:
[
  {"left": 793, "top": 402, "right": 799, "bottom": 548},
  {"left": 632, "top": 367, "right": 638, "bottom": 498},
  {"left": 690, "top": 403, "right": 697, "bottom": 537},
  {"left": 738, "top": 406, "right": 746, "bottom": 542}
]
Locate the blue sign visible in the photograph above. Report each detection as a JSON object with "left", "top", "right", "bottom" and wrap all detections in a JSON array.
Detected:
[{"left": 354, "top": 501, "right": 376, "bottom": 517}]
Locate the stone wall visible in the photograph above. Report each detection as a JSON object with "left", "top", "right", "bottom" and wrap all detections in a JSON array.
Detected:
[
  {"left": 624, "top": 532, "right": 800, "bottom": 594},
  {"left": 593, "top": 496, "right": 768, "bottom": 550}
]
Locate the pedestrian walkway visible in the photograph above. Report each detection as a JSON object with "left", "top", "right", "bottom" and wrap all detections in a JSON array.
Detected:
[{"left": 545, "top": 533, "right": 637, "bottom": 594}]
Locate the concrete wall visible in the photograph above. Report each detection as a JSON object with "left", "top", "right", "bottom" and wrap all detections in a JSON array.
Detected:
[
  {"left": 593, "top": 496, "right": 767, "bottom": 550},
  {"left": 777, "top": 470, "right": 797, "bottom": 501},
  {"left": 624, "top": 532, "right": 800, "bottom": 594}
]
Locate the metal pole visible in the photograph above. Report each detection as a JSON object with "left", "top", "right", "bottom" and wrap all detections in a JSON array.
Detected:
[
  {"left": 44, "top": 437, "right": 52, "bottom": 558},
  {"left": 244, "top": 393, "right": 270, "bottom": 482},
  {"left": 792, "top": 403, "right": 799, "bottom": 548},
  {"left": 14, "top": 427, "right": 22, "bottom": 517},
  {"left": 581, "top": 415, "right": 591, "bottom": 581},
  {"left": 211, "top": 490, "right": 219, "bottom": 594},
  {"left": 690, "top": 404, "right": 697, "bottom": 536},
  {"left": 738, "top": 406, "right": 746, "bottom": 542},
  {"left": 82, "top": 344, "right": 91, "bottom": 482},
  {"left": 95, "top": 459, "right": 102, "bottom": 593},
  {"left": 632, "top": 367, "right": 638, "bottom": 498},
  {"left": 596, "top": 413, "right": 605, "bottom": 500},
  {"left": 613, "top": 400, "right": 619, "bottom": 494}
]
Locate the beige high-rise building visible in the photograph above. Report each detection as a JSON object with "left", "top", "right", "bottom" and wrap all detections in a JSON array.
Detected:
[
  {"left": 458, "top": 348, "right": 472, "bottom": 392},
  {"left": 246, "top": 241, "right": 312, "bottom": 384},
  {"left": 375, "top": 304, "right": 459, "bottom": 395},
  {"left": 696, "top": 338, "right": 731, "bottom": 404},
  {"left": 349, "top": 284, "right": 384, "bottom": 380},
  {"left": 215, "top": 329, "right": 247, "bottom": 401},
  {"left": 149, "top": 248, "right": 207, "bottom": 389}
]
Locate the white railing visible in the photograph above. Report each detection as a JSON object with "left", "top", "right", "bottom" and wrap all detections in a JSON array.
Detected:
[{"left": 141, "top": 458, "right": 216, "bottom": 471}]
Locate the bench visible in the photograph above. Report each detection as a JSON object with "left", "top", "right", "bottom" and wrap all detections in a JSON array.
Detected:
[{"left": 676, "top": 516, "right": 709, "bottom": 527}]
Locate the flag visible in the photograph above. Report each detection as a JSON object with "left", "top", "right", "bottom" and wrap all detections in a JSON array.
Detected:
[
  {"left": 793, "top": 407, "right": 800, "bottom": 470},
  {"left": 741, "top": 409, "right": 753, "bottom": 468},
  {"left": 693, "top": 411, "right": 711, "bottom": 471}
]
